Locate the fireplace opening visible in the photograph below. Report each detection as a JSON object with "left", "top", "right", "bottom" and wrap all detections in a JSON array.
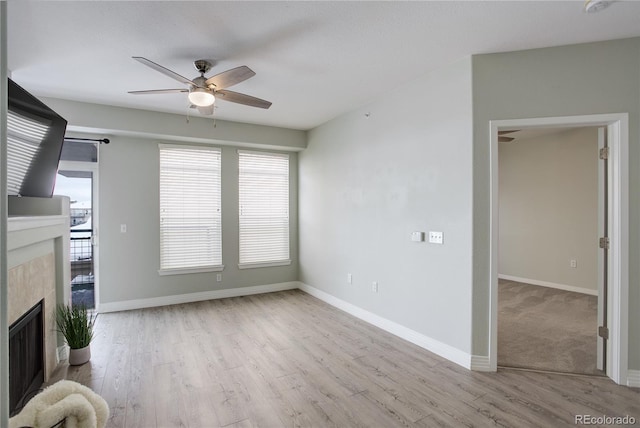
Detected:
[{"left": 9, "top": 299, "right": 45, "bottom": 415}]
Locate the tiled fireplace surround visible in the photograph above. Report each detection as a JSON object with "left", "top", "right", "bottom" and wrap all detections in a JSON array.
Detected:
[{"left": 8, "top": 196, "right": 71, "bottom": 383}]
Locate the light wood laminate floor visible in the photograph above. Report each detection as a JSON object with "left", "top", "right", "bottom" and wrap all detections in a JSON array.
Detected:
[{"left": 50, "top": 290, "right": 640, "bottom": 427}]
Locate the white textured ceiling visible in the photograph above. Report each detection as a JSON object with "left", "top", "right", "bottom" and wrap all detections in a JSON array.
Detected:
[{"left": 7, "top": 1, "right": 640, "bottom": 131}]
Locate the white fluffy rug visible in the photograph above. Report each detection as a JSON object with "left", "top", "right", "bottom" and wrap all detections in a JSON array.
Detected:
[{"left": 9, "top": 380, "right": 109, "bottom": 428}]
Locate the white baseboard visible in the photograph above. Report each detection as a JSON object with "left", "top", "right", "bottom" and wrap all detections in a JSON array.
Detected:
[
  {"left": 498, "top": 274, "right": 598, "bottom": 296},
  {"left": 627, "top": 370, "right": 640, "bottom": 388},
  {"left": 98, "top": 281, "right": 299, "bottom": 313},
  {"left": 298, "top": 282, "right": 472, "bottom": 370}
]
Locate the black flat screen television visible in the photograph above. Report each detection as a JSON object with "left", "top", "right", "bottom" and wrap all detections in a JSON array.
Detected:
[{"left": 7, "top": 78, "right": 67, "bottom": 197}]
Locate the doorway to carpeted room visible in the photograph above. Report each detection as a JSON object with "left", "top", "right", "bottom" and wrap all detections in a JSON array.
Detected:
[{"left": 497, "top": 279, "right": 603, "bottom": 376}]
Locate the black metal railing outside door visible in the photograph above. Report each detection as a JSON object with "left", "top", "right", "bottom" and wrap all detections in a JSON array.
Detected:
[{"left": 70, "top": 228, "right": 94, "bottom": 308}]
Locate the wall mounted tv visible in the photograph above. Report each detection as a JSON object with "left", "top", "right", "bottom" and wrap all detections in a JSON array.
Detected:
[{"left": 7, "top": 78, "right": 67, "bottom": 198}]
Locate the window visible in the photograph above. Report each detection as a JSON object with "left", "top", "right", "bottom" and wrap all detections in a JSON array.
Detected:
[
  {"left": 238, "top": 150, "right": 290, "bottom": 268},
  {"left": 159, "top": 145, "right": 222, "bottom": 274}
]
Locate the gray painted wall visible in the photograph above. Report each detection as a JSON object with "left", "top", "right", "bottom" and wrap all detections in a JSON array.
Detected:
[
  {"left": 499, "top": 128, "right": 599, "bottom": 292},
  {"left": 97, "top": 136, "right": 298, "bottom": 304},
  {"left": 472, "top": 38, "right": 640, "bottom": 369},
  {"left": 299, "top": 58, "right": 474, "bottom": 353},
  {"left": 39, "top": 99, "right": 303, "bottom": 306}
]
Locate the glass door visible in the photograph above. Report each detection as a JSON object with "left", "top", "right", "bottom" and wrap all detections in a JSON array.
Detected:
[
  {"left": 53, "top": 140, "right": 99, "bottom": 309},
  {"left": 54, "top": 168, "right": 95, "bottom": 308}
]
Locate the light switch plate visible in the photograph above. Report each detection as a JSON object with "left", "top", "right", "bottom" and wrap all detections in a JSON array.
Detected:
[{"left": 411, "top": 231, "right": 424, "bottom": 242}]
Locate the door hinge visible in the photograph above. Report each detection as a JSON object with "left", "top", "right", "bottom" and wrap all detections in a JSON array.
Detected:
[
  {"left": 599, "top": 147, "right": 609, "bottom": 160},
  {"left": 599, "top": 236, "right": 610, "bottom": 250},
  {"left": 598, "top": 326, "right": 609, "bottom": 340}
]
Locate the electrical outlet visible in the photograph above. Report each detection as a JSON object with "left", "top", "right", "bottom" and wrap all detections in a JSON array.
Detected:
[
  {"left": 372, "top": 281, "right": 378, "bottom": 293},
  {"left": 570, "top": 259, "right": 577, "bottom": 268},
  {"left": 428, "top": 231, "right": 443, "bottom": 244},
  {"left": 216, "top": 273, "right": 222, "bottom": 282},
  {"left": 347, "top": 273, "right": 353, "bottom": 284},
  {"left": 120, "top": 224, "right": 127, "bottom": 233}
]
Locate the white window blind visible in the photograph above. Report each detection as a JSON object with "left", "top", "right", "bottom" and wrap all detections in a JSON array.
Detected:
[
  {"left": 159, "top": 145, "right": 222, "bottom": 274},
  {"left": 6, "top": 110, "right": 49, "bottom": 196},
  {"left": 238, "top": 150, "right": 290, "bottom": 267}
]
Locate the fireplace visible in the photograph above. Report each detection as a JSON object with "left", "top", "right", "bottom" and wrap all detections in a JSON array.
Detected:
[
  {"left": 7, "top": 199, "right": 72, "bottom": 416},
  {"left": 9, "top": 300, "right": 45, "bottom": 415}
]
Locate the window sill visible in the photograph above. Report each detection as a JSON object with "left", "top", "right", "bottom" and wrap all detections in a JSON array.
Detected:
[
  {"left": 158, "top": 265, "right": 224, "bottom": 276},
  {"left": 238, "top": 260, "right": 291, "bottom": 270}
]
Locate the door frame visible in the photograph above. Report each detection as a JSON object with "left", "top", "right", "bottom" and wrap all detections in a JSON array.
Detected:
[
  {"left": 597, "top": 127, "right": 606, "bottom": 371},
  {"left": 489, "top": 113, "right": 629, "bottom": 385},
  {"left": 57, "top": 160, "right": 100, "bottom": 312}
]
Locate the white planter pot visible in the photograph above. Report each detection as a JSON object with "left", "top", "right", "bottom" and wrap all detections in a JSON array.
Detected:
[{"left": 68, "top": 345, "right": 91, "bottom": 365}]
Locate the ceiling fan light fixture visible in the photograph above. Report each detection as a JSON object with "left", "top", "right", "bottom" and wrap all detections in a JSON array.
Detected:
[{"left": 188, "top": 87, "right": 215, "bottom": 107}]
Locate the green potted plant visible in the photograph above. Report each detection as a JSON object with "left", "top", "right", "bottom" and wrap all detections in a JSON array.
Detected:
[{"left": 55, "top": 304, "right": 97, "bottom": 365}]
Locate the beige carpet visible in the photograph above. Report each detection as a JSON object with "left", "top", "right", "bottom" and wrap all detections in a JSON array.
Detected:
[{"left": 498, "top": 279, "right": 603, "bottom": 375}]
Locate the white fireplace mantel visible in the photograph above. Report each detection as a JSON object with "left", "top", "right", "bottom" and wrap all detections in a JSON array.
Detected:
[{"left": 8, "top": 214, "right": 71, "bottom": 304}]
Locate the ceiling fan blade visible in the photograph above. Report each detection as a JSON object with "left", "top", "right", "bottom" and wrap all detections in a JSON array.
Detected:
[
  {"left": 132, "top": 56, "right": 195, "bottom": 86},
  {"left": 498, "top": 136, "right": 516, "bottom": 143},
  {"left": 128, "top": 89, "right": 189, "bottom": 95},
  {"left": 498, "top": 130, "right": 520, "bottom": 135},
  {"left": 205, "top": 66, "right": 256, "bottom": 89},
  {"left": 216, "top": 90, "right": 272, "bottom": 109}
]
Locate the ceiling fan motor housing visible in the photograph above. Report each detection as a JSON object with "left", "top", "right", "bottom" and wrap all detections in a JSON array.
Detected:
[{"left": 194, "top": 59, "right": 212, "bottom": 75}]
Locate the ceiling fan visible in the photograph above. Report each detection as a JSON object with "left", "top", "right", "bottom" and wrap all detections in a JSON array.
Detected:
[{"left": 128, "top": 57, "right": 272, "bottom": 115}]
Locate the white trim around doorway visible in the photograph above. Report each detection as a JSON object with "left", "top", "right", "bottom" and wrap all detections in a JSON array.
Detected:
[{"left": 489, "top": 113, "right": 629, "bottom": 385}]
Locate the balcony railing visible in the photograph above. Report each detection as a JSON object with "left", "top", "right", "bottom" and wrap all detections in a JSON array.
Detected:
[{"left": 70, "top": 229, "right": 94, "bottom": 308}]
